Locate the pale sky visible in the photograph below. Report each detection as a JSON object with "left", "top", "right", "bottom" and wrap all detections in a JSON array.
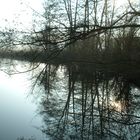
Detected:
[
  {"left": 0, "top": 0, "right": 137, "bottom": 31},
  {"left": 0, "top": 0, "right": 44, "bottom": 30}
]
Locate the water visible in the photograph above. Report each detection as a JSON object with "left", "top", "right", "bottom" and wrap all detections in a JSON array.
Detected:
[
  {"left": 1, "top": 59, "right": 140, "bottom": 140},
  {"left": 0, "top": 60, "right": 45, "bottom": 140}
]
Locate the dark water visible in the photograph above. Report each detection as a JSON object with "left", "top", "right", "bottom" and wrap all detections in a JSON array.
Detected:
[{"left": 1, "top": 59, "right": 140, "bottom": 140}]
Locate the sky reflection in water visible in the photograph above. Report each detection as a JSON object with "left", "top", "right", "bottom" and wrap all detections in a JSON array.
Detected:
[
  {"left": 1, "top": 60, "right": 140, "bottom": 140},
  {"left": 0, "top": 69, "right": 45, "bottom": 140}
]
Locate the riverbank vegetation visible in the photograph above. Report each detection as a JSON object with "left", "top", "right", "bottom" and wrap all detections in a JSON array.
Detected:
[
  {"left": 1, "top": 27, "right": 140, "bottom": 64},
  {"left": 0, "top": 0, "right": 140, "bottom": 65}
]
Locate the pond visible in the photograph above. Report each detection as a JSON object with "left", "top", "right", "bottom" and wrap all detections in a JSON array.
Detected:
[{"left": 1, "top": 59, "right": 140, "bottom": 140}]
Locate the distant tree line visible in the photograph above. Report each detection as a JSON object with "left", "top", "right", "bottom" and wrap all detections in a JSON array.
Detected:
[{"left": 0, "top": 0, "right": 140, "bottom": 62}]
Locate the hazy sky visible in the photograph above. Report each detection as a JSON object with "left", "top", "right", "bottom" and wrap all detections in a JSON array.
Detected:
[
  {"left": 0, "top": 0, "right": 44, "bottom": 30},
  {"left": 0, "top": 0, "right": 136, "bottom": 31}
]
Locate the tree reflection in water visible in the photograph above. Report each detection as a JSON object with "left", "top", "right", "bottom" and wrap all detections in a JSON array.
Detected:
[{"left": 35, "top": 63, "right": 140, "bottom": 140}]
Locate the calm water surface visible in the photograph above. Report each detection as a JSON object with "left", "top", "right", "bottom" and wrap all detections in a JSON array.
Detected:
[
  {"left": 0, "top": 60, "right": 46, "bottom": 140},
  {"left": 1, "top": 59, "right": 140, "bottom": 140}
]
